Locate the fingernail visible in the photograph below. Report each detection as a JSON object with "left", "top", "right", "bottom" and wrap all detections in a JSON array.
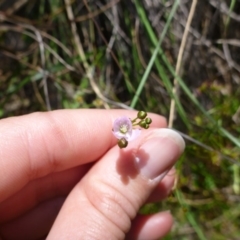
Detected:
[
  {"left": 135, "top": 128, "right": 185, "bottom": 180},
  {"left": 154, "top": 168, "right": 171, "bottom": 182}
]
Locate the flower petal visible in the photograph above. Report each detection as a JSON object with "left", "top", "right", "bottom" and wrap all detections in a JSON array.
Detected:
[
  {"left": 112, "top": 116, "right": 141, "bottom": 143},
  {"left": 128, "top": 129, "right": 141, "bottom": 141},
  {"left": 113, "top": 116, "right": 132, "bottom": 133},
  {"left": 112, "top": 131, "right": 125, "bottom": 139}
]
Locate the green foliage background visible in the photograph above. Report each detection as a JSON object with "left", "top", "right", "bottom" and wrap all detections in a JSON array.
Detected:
[{"left": 1, "top": 0, "right": 240, "bottom": 239}]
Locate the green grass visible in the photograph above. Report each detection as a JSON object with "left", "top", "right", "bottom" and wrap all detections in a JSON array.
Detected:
[{"left": 1, "top": 0, "right": 240, "bottom": 239}]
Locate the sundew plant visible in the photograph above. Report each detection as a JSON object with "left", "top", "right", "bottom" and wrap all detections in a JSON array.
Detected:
[{"left": 0, "top": 0, "right": 240, "bottom": 239}]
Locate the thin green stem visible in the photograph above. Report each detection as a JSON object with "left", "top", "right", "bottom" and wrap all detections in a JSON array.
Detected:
[
  {"left": 131, "top": 117, "right": 139, "bottom": 123},
  {"left": 132, "top": 0, "right": 190, "bottom": 128},
  {"left": 130, "top": 0, "right": 179, "bottom": 109}
]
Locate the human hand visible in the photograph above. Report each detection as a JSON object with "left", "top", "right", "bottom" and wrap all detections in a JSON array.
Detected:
[{"left": 0, "top": 109, "right": 185, "bottom": 240}]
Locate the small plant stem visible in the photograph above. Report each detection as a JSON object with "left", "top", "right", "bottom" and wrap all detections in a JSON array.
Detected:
[
  {"left": 131, "top": 117, "right": 139, "bottom": 123},
  {"left": 132, "top": 122, "right": 141, "bottom": 126},
  {"left": 168, "top": 0, "right": 198, "bottom": 128}
]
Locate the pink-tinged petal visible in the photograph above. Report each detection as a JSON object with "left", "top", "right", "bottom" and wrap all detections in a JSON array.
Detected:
[
  {"left": 128, "top": 129, "right": 141, "bottom": 141},
  {"left": 112, "top": 130, "right": 132, "bottom": 140},
  {"left": 112, "top": 131, "right": 125, "bottom": 139},
  {"left": 112, "top": 116, "right": 141, "bottom": 144},
  {"left": 113, "top": 116, "right": 132, "bottom": 133}
]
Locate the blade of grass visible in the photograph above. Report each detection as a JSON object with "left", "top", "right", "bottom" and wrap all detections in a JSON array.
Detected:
[
  {"left": 130, "top": 0, "right": 179, "bottom": 108},
  {"left": 176, "top": 189, "right": 208, "bottom": 240},
  {"left": 225, "top": 0, "right": 237, "bottom": 32},
  {"left": 132, "top": 0, "right": 190, "bottom": 127},
  {"left": 175, "top": 130, "right": 240, "bottom": 166},
  {"left": 134, "top": 0, "right": 240, "bottom": 148},
  {"left": 233, "top": 164, "right": 240, "bottom": 194},
  {"left": 170, "top": 70, "right": 240, "bottom": 148},
  {"left": 161, "top": 49, "right": 240, "bottom": 147}
]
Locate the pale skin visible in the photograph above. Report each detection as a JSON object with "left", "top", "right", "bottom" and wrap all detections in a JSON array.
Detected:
[{"left": 0, "top": 109, "right": 185, "bottom": 240}]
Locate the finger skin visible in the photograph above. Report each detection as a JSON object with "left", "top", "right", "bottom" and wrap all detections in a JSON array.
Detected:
[
  {"left": 0, "top": 202, "right": 173, "bottom": 240},
  {"left": 0, "top": 166, "right": 174, "bottom": 224},
  {"left": 47, "top": 129, "right": 184, "bottom": 239},
  {"left": 0, "top": 170, "right": 175, "bottom": 239},
  {"left": 126, "top": 212, "right": 173, "bottom": 240},
  {"left": 0, "top": 109, "right": 166, "bottom": 203},
  {"left": 0, "top": 197, "right": 65, "bottom": 240},
  {"left": 147, "top": 168, "right": 176, "bottom": 203},
  {"left": 0, "top": 164, "right": 91, "bottom": 224}
]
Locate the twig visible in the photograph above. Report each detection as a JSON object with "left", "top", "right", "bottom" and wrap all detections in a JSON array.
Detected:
[
  {"left": 173, "top": 16, "right": 240, "bottom": 73},
  {"left": 64, "top": 0, "right": 110, "bottom": 109},
  {"left": 26, "top": 25, "right": 51, "bottom": 111},
  {"left": 223, "top": 43, "right": 234, "bottom": 68},
  {"left": 81, "top": 0, "right": 136, "bottom": 96},
  {"left": 0, "top": 13, "right": 72, "bottom": 57},
  {"left": 75, "top": 0, "right": 120, "bottom": 22},
  {"left": 168, "top": 0, "right": 198, "bottom": 128},
  {"left": 5, "top": 0, "right": 29, "bottom": 15},
  {"left": 209, "top": 0, "right": 240, "bottom": 22},
  {"left": 216, "top": 39, "right": 240, "bottom": 47},
  {"left": 175, "top": 130, "right": 240, "bottom": 166},
  {"left": 0, "top": 13, "right": 51, "bottom": 110},
  {"left": 1, "top": 25, "right": 75, "bottom": 72}
]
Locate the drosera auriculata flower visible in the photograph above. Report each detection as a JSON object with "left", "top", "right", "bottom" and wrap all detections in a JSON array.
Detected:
[
  {"left": 112, "top": 116, "right": 141, "bottom": 142},
  {"left": 112, "top": 111, "right": 152, "bottom": 149}
]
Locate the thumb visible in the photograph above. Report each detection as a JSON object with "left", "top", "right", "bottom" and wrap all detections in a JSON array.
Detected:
[{"left": 47, "top": 128, "right": 185, "bottom": 240}]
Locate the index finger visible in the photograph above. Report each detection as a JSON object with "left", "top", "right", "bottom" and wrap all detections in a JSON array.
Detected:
[{"left": 0, "top": 109, "right": 166, "bottom": 202}]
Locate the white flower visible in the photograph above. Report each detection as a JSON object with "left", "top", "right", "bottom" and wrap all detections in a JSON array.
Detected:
[{"left": 112, "top": 116, "right": 141, "bottom": 141}]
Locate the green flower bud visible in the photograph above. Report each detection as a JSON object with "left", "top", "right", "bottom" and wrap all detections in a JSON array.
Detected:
[
  {"left": 145, "top": 124, "right": 149, "bottom": 129},
  {"left": 139, "top": 120, "right": 147, "bottom": 128},
  {"left": 118, "top": 138, "right": 128, "bottom": 148},
  {"left": 137, "top": 111, "right": 147, "bottom": 119},
  {"left": 145, "top": 117, "right": 152, "bottom": 124}
]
